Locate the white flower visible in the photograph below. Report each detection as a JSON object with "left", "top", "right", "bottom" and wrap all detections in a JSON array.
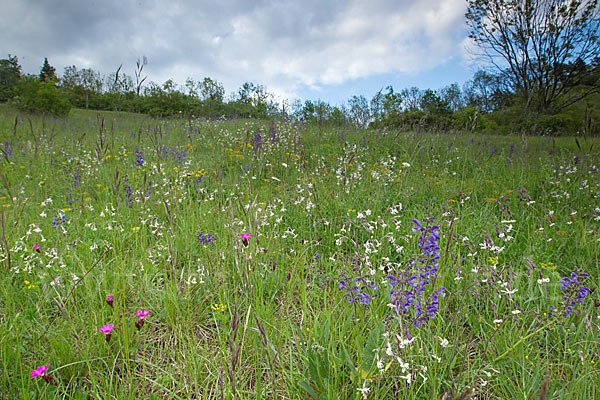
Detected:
[
  {"left": 357, "top": 384, "right": 371, "bottom": 397},
  {"left": 493, "top": 319, "right": 503, "bottom": 324},
  {"left": 511, "top": 310, "right": 521, "bottom": 315}
]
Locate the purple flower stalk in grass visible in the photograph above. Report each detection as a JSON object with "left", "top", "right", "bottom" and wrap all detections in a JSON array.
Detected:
[
  {"left": 99, "top": 324, "right": 114, "bottom": 343},
  {"left": 123, "top": 174, "right": 133, "bottom": 208},
  {"left": 553, "top": 271, "right": 591, "bottom": 318},
  {"left": 338, "top": 275, "right": 378, "bottom": 306},
  {"left": 253, "top": 128, "right": 262, "bottom": 151},
  {"left": 31, "top": 363, "right": 53, "bottom": 384},
  {"left": 106, "top": 294, "right": 114, "bottom": 308},
  {"left": 135, "top": 310, "right": 150, "bottom": 330},
  {"left": 134, "top": 146, "right": 145, "bottom": 167},
  {"left": 387, "top": 218, "right": 446, "bottom": 328}
]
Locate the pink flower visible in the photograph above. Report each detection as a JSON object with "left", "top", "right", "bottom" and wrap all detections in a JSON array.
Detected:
[
  {"left": 32, "top": 244, "right": 41, "bottom": 250},
  {"left": 31, "top": 364, "right": 48, "bottom": 377},
  {"left": 100, "top": 323, "right": 114, "bottom": 343},
  {"left": 135, "top": 311, "right": 149, "bottom": 330},
  {"left": 240, "top": 233, "right": 252, "bottom": 240},
  {"left": 106, "top": 294, "right": 114, "bottom": 307}
]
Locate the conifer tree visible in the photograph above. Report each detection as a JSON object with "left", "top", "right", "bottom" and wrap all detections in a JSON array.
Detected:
[{"left": 39, "top": 57, "right": 57, "bottom": 82}]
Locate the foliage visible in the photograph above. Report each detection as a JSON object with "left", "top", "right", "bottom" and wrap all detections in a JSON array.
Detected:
[
  {"left": 39, "top": 58, "right": 57, "bottom": 83},
  {"left": 14, "top": 76, "right": 71, "bottom": 117},
  {"left": 0, "top": 54, "right": 22, "bottom": 102}
]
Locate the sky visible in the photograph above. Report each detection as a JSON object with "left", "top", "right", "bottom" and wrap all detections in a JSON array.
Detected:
[{"left": 1, "top": 0, "right": 478, "bottom": 106}]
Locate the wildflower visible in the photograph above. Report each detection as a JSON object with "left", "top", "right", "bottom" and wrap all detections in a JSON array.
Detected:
[
  {"left": 196, "top": 232, "right": 215, "bottom": 244},
  {"left": 99, "top": 324, "right": 114, "bottom": 342},
  {"left": 357, "top": 381, "right": 371, "bottom": 398},
  {"left": 32, "top": 244, "right": 41, "bottom": 253},
  {"left": 556, "top": 271, "right": 591, "bottom": 318},
  {"left": 135, "top": 310, "right": 150, "bottom": 330},
  {"left": 31, "top": 363, "right": 53, "bottom": 384},
  {"left": 134, "top": 147, "right": 144, "bottom": 167},
  {"left": 240, "top": 233, "right": 252, "bottom": 246},
  {"left": 31, "top": 363, "right": 48, "bottom": 377},
  {"left": 106, "top": 294, "right": 114, "bottom": 308},
  {"left": 210, "top": 303, "right": 227, "bottom": 312}
]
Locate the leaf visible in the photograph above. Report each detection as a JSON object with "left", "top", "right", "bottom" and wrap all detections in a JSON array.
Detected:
[
  {"left": 307, "top": 351, "right": 320, "bottom": 383},
  {"left": 361, "top": 322, "right": 384, "bottom": 373},
  {"left": 298, "top": 380, "right": 320, "bottom": 399},
  {"left": 340, "top": 342, "right": 357, "bottom": 375}
]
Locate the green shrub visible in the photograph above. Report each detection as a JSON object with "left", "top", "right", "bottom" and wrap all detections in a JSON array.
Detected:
[{"left": 15, "top": 77, "right": 71, "bottom": 117}]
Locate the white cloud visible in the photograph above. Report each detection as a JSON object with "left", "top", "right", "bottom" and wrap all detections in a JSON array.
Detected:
[{"left": 1, "top": 0, "right": 469, "bottom": 100}]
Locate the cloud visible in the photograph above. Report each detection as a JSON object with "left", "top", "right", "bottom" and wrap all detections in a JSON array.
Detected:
[{"left": 1, "top": 0, "right": 468, "bottom": 100}]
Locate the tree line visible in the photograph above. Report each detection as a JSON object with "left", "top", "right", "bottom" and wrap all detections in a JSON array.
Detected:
[{"left": 1, "top": 0, "right": 599, "bottom": 135}]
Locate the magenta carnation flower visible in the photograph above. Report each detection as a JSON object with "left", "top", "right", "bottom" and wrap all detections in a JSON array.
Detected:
[{"left": 31, "top": 364, "right": 49, "bottom": 377}]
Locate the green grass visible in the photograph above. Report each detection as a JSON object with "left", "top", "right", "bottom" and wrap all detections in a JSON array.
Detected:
[{"left": 0, "top": 104, "right": 599, "bottom": 399}]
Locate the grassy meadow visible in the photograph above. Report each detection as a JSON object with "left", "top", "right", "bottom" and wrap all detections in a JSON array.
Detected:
[{"left": 0, "top": 105, "right": 599, "bottom": 399}]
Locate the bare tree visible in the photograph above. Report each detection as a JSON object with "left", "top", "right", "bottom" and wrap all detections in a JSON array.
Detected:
[{"left": 466, "top": 0, "right": 600, "bottom": 112}]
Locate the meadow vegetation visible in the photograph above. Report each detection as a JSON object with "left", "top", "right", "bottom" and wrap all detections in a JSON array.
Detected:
[{"left": 0, "top": 105, "right": 599, "bottom": 399}]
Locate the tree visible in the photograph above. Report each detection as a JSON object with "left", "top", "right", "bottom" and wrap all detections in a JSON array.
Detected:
[
  {"left": 400, "top": 87, "right": 423, "bottom": 112},
  {"left": 236, "top": 82, "right": 273, "bottom": 118},
  {"left": 466, "top": 0, "right": 600, "bottom": 113},
  {"left": 199, "top": 77, "right": 225, "bottom": 103},
  {"left": 463, "top": 70, "right": 509, "bottom": 112},
  {"left": 420, "top": 89, "right": 451, "bottom": 115},
  {"left": 0, "top": 54, "right": 22, "bottom": 101},
  {"left": 439, "top": 83, "right": 464, "bottom": 112},
  {"left": 348, "top": 95, "right": 371, "bottom": 129},
  {"left": 39, "top": 58, "right": 57, "bottom": 82},
  {"left": 62, "top": 66, "right": 102, "bottom": 109}
]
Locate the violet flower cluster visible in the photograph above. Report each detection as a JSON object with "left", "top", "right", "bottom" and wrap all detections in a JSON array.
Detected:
[
  {"left": 551, "top": 271, "right": 591, "bottom": 318},
  {"left": 386, "top": 219, "right": 446, "bottom": 328},
  {"left": 134, "top": 146, "right": 144, "bottom": 167},
  {"left": 338, "top": 275, "right": 378, "bottom": 305},
  {"left": 196, "top": 232, "right": 215, "bottom": 245}
]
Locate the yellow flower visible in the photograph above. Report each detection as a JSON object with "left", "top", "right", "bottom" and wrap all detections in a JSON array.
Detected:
[{"left": 210, "top": 303, "right": 226, "bottom": 312}]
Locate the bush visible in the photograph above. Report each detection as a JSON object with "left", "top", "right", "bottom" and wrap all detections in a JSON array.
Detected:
[{"left": 15, "top": 77, "right": 71, "bottom": 117}]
